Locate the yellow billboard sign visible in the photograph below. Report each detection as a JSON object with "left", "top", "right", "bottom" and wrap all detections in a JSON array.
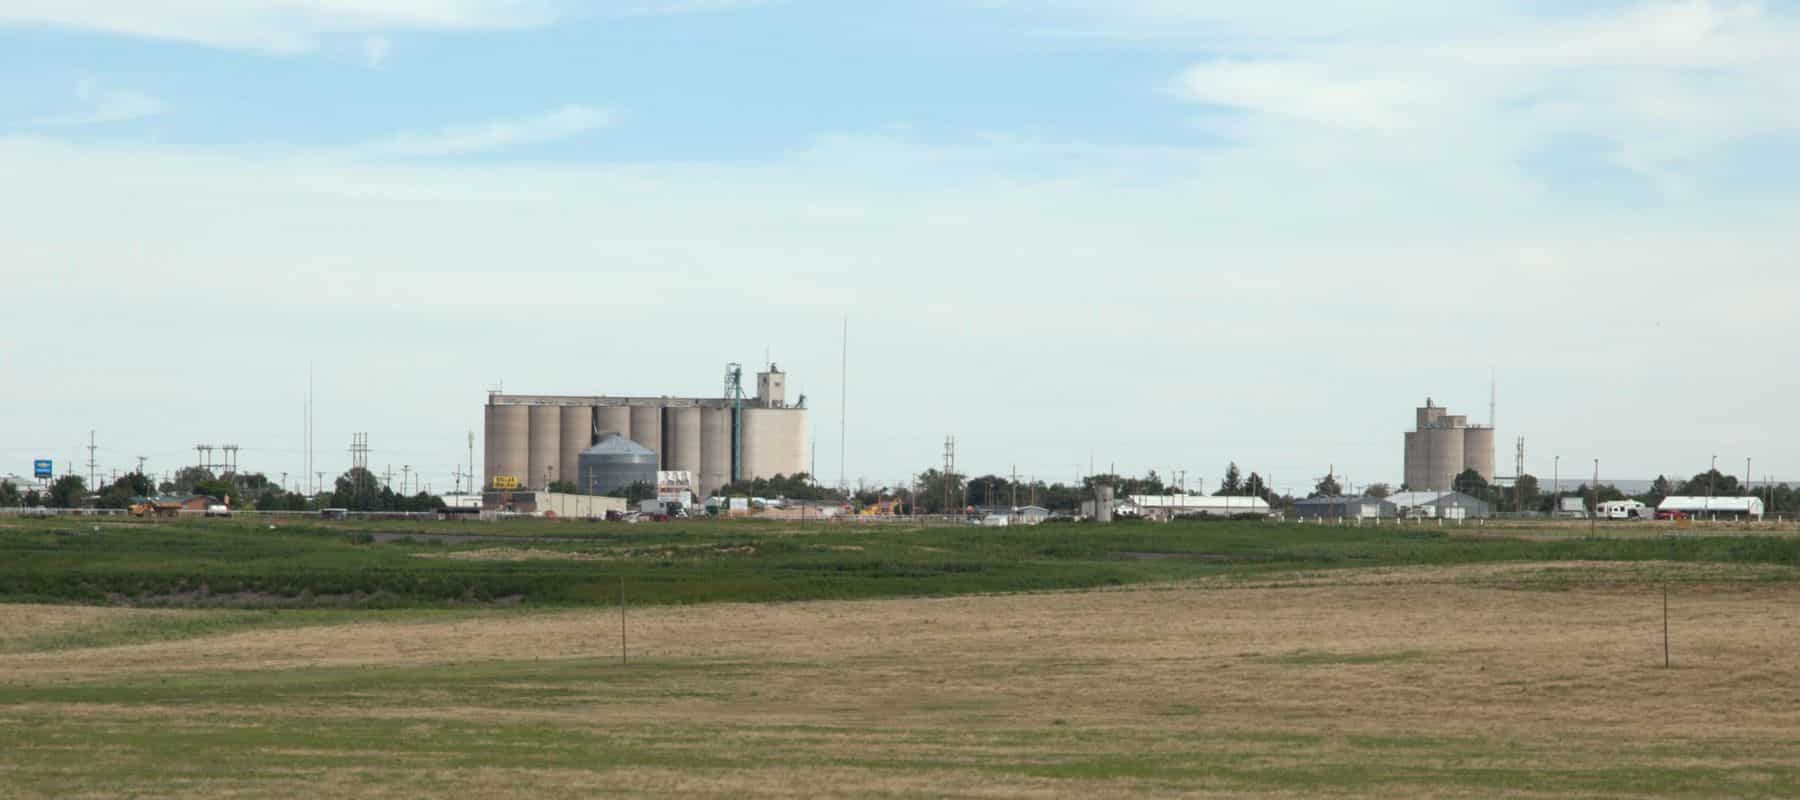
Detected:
[{"left": 491, "top": 475, "right": 520, "bottom": 490}]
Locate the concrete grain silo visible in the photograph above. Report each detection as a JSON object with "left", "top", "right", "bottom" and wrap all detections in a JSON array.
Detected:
[
  {"left": 629, "top": 406, "right": 663, "bottom": 462},
  {"left": 482, "top": 403, "right": 497, "bottom": 490},
  {"left": 490, "top": 404, "right": 531, "bottom": 487},
  {"left": 594, "top": 406, "right": 632, "bottom": 441},
  {"left": 527, "top": 405, "right": 561, "bottom": 489},
  {"left": 1461, "top": 426, "right": 1496, "bottom": 482},
  {"left": 665, "top": 406, "right": 702, "bottom": 479},
  {"left": 558, "top": 405, "right": 593, "bottom": 491},
  {"left": 739, "top": 407, "right": 808, "bottom": 480},
  {"left": 1419, "top": 428, "right": 1464, "bottom": 491},
  {"left": 699, "top": 406, "right": 731, "bottom": 498}
]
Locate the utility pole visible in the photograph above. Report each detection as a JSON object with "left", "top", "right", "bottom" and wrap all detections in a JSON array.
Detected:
[
  {"left": 402, "top": 465, "right": 412, "bottom": 496},
  {"left": 1010, "top": 465, "right": 1020, "bottom": 509},
  {"left": 1553, "top": 455, "right": 1560, "bottom": 513},
  {"left": 136, "top": 456, "right": 147, "bottom": 476},
  {"left": 1710, "top": 454, "right": 1717, "bottom": 520},
  {"left": 840, "top": 315, "right": 848, "bottom": 496},
  {"left": 1591, "top": 459, "right": 1599, "bottom": 536},
  {"left": 467, "top": 431, "right": 475, "bottom": 494}
]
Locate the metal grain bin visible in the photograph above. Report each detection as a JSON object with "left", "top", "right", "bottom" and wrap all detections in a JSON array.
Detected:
[{"left": 577, "top": 433, "right": 658, "bottom": 497}]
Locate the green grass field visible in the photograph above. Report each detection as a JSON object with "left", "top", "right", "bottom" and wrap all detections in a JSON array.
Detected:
[
  {"left": 2, "top": 515, "right": 1798, "bottom": 608},
  {"left": 5, "top": 518, "right": 1800, "bottom": 797}
]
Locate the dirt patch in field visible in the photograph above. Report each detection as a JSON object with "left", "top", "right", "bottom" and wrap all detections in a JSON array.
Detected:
[
  {"left": 417, "top": 547, "right": 612, "bottom": 562},
  {"left": 0, "top": 606, "right": 168, "bottom": 646}
]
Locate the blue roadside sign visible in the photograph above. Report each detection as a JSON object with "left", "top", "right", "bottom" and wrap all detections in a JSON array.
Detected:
[{"left": 33, "top": 460, "right": 52, "bottom": 479}]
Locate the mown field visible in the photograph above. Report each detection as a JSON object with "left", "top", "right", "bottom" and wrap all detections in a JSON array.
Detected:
[{"left": 4, "top": 519, "right": 1800, "bottom": 797}]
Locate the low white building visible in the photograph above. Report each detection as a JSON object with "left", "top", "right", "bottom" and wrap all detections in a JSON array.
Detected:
[
  {"left": 1659, "top": 496, "right": 1764, "bottom": 519},
  {"left": 1387, "top": 491, "right": 1492, "bottom": 520},
  {"left": 1126, "top": 494, "right": 1272, "bottom": 519}
]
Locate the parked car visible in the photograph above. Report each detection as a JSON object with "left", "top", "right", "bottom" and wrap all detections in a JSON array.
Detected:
[{"left": 1655, "top": 509, "right": 1689, "bottom": 521}]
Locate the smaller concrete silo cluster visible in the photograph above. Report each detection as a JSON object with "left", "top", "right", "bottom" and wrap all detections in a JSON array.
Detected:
[{"left": 1402, "top": 398, "right": 1495, "bottom": 492}]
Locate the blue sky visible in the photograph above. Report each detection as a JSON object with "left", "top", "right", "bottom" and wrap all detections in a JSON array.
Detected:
[{"left": 2, "top": 1, "right": 1798, "bottom": 494}]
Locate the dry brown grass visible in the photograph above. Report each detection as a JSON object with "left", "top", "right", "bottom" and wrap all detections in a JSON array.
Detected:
[
  {"left": 415, "top": 547, "right": 613, "bottom": 562},
  {"left": 6, "top": 562, "right": 1800, "bottom": 797}
]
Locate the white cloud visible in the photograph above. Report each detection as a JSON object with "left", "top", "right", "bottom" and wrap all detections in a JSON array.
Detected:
[
  {"left": 1164, "top": 1, "right": 1800, "bottom": 182},
  {"left": 0, "top": 0, "right": 763, "bottom": 52},
  {"left": 17, "top": 79, "right": 165, "bottom": 127},
  {"left": 359, "top": 104, "right": 614, "bottom": 157}
]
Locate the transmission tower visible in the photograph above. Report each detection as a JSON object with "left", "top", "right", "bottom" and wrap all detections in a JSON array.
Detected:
[
  {"left": 349, "top": 433, "right": 371, "bottom": 498},
  {"left": 942, "top": 436, "right": 957, "bottom": 514},
  {"left": 1515, "top": 436, "right": 1526, "bottom": 514}
]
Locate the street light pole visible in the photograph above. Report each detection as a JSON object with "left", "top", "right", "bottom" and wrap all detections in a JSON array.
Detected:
[
  {"left": 1710, "top": 454, "right": 1718, "bottom": 521},
  {"left": 1591, "top": 459, "right": 1599, "bottom": 535}
]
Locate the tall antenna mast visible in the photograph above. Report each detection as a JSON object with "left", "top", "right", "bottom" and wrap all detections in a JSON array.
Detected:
[
  {"left": 307, "top": 362, "right": 315, "bottom": 495},
  {"left": 840, "top": 315, "right": 848, "bottom": 495}
]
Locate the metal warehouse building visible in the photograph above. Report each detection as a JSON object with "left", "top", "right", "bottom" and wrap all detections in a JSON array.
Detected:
[
  {"left": 1293, "top": 495, "right": 1397, "bottom": 520},
  {"left": 484, "top": 365, "right": 807, "bottom": 499}
]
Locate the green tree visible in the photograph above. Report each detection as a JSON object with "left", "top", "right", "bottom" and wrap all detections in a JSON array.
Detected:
[
  {"left": 1679, "top": 469, "right": 1741, "bottom": 497},
  {"left": 1244, "top": 472, "right": 1270, "bottom": 502},
  {"left": 193, "top": 478, "right": 240, "bottom": 507},
  {"left": 913, "top": 469, "right": 967, "bottom": 514},
  {"left": 1512, "top": 473, "right": 1540, "bottom": 512},
  {"left": 167, "top": 466, "right": 215, "bottom": 495},
  {"left": 47, "top": 475, "right": 88, "bottom": 508},
  {"left": 96, "top": 472, "right": 157, "bottom": 509},
  {"left": 1311, "top": 473, "right": 1342, "bottom": 499},
  {"left": 1452, "top": 468, "right": 1489, "bottom": 499},
  {"left": 1363, "top": 482, "right": 1392, "bottom": 499},
  {"left": 24, "top": 490, "right": 43, "bottom": 507},
  {"left": 1644, "top": 475, "right": 1675, "bottom": 507},
  {"left": 1216, "top": 463, "right": 1244, "bottom": 496},
  {"left": 1083, "top": 472, "right": 1166, "bottom": 498},
  {"left": 327, "top": 467, "right": 385, "bottom": 511},
  {"left": 547, "top": 480, "right": 579, "bottom": 495},
  {"left": 0, "top": 480, "right": 19, "bottom": 506}
]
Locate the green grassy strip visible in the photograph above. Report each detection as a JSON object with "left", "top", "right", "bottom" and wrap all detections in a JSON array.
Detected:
[{"left": 2, "top": 518, "right": 1798, "bottom": 609}]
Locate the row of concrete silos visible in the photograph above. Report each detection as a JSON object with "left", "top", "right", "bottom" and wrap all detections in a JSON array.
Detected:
[{"left": 485, "top": 399, "right": 808, "bottom": 498}]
